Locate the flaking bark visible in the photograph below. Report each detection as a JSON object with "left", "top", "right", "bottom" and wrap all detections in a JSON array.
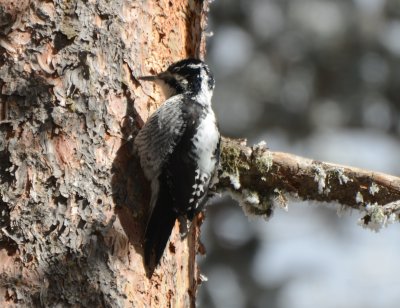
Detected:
[
  {"left": 2, "top": 0, "right": 400, "bottom": 306},
  {"left": 0, "top": 0, "right": 209, "bottom": 306}
]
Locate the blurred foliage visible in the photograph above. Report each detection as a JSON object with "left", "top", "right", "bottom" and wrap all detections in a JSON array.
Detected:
[{"left": 209, "top": 0, "right": 400, "bottom": 139}]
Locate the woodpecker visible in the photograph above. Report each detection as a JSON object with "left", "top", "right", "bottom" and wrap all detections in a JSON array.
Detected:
[{"left": 135, "top": 58, "right": 220, "bottom": 269}]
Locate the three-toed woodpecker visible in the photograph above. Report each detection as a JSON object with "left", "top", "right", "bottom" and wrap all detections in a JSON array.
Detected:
[{"left": 135, "top": 58, "right": 220, "bottom": 268}]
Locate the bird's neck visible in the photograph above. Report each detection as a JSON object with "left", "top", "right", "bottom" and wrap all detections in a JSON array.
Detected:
[{"left": 188, "top": 87, "right": 213, "bottom": 107}]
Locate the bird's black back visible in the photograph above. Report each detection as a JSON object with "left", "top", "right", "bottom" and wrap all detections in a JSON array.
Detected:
[{"left": 144, "top": 99, "right": 218, "bottom": 271}]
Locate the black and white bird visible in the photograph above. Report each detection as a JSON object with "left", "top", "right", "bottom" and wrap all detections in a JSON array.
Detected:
[{"left": 135, "top": 58, "right": 220, "bottom": 269}]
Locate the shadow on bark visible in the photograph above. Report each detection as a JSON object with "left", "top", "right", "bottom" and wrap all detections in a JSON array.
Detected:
[{"left": 110, "top": 90, "right": 151, "bottom": 273}]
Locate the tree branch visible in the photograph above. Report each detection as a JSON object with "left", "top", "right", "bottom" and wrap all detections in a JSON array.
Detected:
[{"left": 216, "top": 137, "right": 400, "bottom": 231}]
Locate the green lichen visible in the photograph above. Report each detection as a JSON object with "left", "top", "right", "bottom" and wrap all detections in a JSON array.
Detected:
[
  {"left": 254, "top": 151, "right": 273, "bottom": 175},
  {"left": 220, "top": 142, "right": 249, "bottom": 174},
  {"left": 251, "top": 141, "right": 272, "bottom": 175},
  {"left": 219, "top": 141, "right": 252, "bottom": 190}
]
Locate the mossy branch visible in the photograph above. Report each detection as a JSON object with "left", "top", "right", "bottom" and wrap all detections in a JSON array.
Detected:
[{"left": 215, "top": 137, "right": 400, "bottom": 231}]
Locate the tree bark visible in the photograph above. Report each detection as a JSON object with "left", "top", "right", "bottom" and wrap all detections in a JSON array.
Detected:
[
  {"left": 0, "top": 0, "right": 208, "bottom": 306},
  {"left": 2, "top": 1, "right": 400, "bottom": 307}
]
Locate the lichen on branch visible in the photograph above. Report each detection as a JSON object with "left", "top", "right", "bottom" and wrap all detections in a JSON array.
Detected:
[{"left": 216, "top": 137, "right": 400, "bottom": 231}]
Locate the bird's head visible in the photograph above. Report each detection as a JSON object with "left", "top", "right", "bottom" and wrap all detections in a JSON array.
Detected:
[{"left": 139, "top": 58, "right": 215, "bottom": 102}]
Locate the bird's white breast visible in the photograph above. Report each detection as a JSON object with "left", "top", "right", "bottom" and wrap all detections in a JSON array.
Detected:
[{"left": 192, "top": 108, "right": 219, "bottom": 177}]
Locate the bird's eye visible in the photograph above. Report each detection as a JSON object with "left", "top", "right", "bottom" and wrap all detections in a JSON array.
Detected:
[{"left": 174, "top": 74, "right": 188, "bottom": 85}]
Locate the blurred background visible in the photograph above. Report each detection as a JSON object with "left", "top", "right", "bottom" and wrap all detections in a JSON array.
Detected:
[{"left": 198, "top": 0, "right": 400, "bottom": 307}]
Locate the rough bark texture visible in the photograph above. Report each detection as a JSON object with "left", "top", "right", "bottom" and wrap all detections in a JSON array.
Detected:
[
  {"left": 0, "top": 0, "right": 208, "bottom": 306},
  {"left": 217, "top": 138, "right": 400, "bottom": 231}
]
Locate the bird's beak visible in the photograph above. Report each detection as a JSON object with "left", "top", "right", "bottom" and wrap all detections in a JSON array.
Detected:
[
  {"left": 138, "top": 75, "right": 158, "bottom": 81},
  {"left": 138, "top": 71, "right": 170, "bottom": 82}
]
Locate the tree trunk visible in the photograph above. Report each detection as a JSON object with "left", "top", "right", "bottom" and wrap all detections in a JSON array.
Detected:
[{"left": 0, "top": 0, "right": 208, "bottom": 306}]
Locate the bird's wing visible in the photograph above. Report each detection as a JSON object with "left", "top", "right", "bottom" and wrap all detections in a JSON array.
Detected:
[{"left": 134, "top": 94, "right": 186, "bottom": 181}]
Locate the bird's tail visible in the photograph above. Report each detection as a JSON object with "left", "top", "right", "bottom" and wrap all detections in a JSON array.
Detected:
[{"left": 144, "top": 185, "right": 177, "bottom": 271}]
